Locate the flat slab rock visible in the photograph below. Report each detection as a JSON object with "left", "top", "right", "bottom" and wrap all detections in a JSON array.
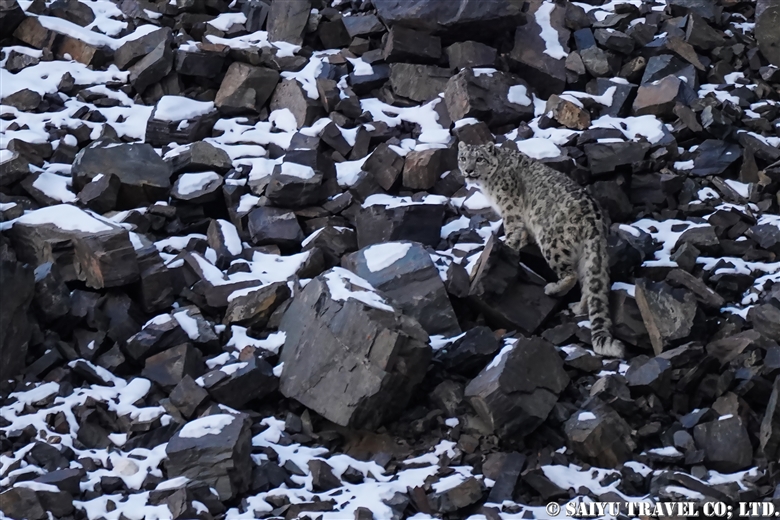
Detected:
[{"left": 278, "top": 267, "right": 431, "bottom": 430}]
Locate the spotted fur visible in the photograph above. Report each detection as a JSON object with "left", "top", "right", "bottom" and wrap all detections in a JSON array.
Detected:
[{"left": 457, "top": 141, "right": 625, "bottom": 358}]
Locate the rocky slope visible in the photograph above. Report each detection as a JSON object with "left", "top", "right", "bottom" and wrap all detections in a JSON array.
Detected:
[{"left": 1, "top": 0, "right": 780, "bottom": 518}]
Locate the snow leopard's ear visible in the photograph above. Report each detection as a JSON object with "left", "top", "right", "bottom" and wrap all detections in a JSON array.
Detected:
[
  {"left": 485, "top": 142, "right": 495, "bottom": 154},
  {"left": 458, "top": 141, "right": 467, "bottom": 151}
]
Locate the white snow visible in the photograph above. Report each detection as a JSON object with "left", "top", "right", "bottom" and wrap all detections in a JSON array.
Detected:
[
  {"left": 535, "top": 1, "right": 568, "bottom": 60},
  {"left": 8, "top": 205, "right": 114, "bottom": 233},
  {"left": 577, "top": 412, "right": 596, "bottom": 421},
  {"left": 179, "top": 414, "right": 235, "bottom": 438},
  {"left": 363, "top": 242, "right": 413, "bottom": 272},
  {"left": 153, "top": 96, "right": 214, "bottom": 121},
  {"left": 486, "top": 339, "right": 517, "bottom": 370},
  {"left": 32, "top": 171, "right": 77, "bottom": 202},
  {"left": 217, "top": 219, "right": 243, "bottom": 255},
  {"left": 208, "top": 12, "right": 247, "bottom": 31},
  {"left": 280, "top": 161, "right": 316, "bottom": 179},
  {"left": 507, "top": 84, "right": 532, "bottom": 106},
  {"left": 324, "top": 267, "right": 393, "bottom": 312},
  {"left": 269, "top": 108, "right": 298, "bottom": 132},
  {"left": 515, "top": 137, "right": 561, "bottom": 159},
  {"left": 174, "top": 171, "right": 221, "bottom": 196},
  {"left": 173, "top": 311, "right": 201, "bottom": 340}
]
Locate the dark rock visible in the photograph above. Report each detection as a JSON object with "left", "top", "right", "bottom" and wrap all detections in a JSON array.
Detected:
[
  {"left": 437, "top": 326, "right": 500, "bottom": 375},
  {"left": 215, "top": 63, "right": 280, "bottom": 116},
  {"left": 201, "top": 356, "right": 278, "bottom": 408},
  {"left": 269, "top": 79, "right": 325, "bottom": 129},
  {"left": 362, "top": 143, "right": 404, "bottom": 190},
  {"left": 72, "top": 139, "right": 173, "bottom": 208},
  {"left": 0, "top": 0, "right": 25, "bottom": 37},
  {"left": 77, "top": 173, "right": 121, "bottom": 214},
  {"left": 625, "top": 356, "right": 673, "bottom": 397},
  {"left": 142, "top": 343, "right": 204, "bottom": 389},
  {"left": 302, "top": 225, "right": 357, "bottom": 267},
  {"left": 115, "top": 27, "right": 171, "bottom": 70},
  {"left": 0, "top": 150, "right": 30, "bottom": 186},
  {"left": 564, "top": 401, "right": 636, "bottom": 467},
  {"left": 693, "top": 416, "right": 753, "bottom": 472},
  {"left": 168, "top": 141, "right": 232, "bottom": 174},
  {"left": 750, "top": 305, "right": 780, "bottom": 341},
  {"left": 265, "top": 161, "right": 324, "bottom": 208},
  {"left": 632, "top": 75, "right": 683, "bottom": 117},
  {"left": 356, "top": 200, "right": 445, "bottom": 249},
  {"left": 634, "top": 279, "right": 698, "bottom": 355},
  {"left": 444, "top": 68, "right": 534, "bottom": 130},
  {"left": 685, "top": 13, "right": 724, "bottom": 51},
  {"left": 129, "top": 39, "right": 173, "bottom": 94},
  {"left": 486, "top": 452, "right": 525, "bottom": 503},
  {"left": 308, "top": 460, "right": 341, "bottom": 492},
  {"left": 429, "top": 477, "right": 484, "bottom": 513},
  {"left": 756, "top": 0, "right": 780, "bottom": 66},
  {"left": 584, "top": 141, "right": 650, "bottom": 175},
  {"left": 383, "top": 25, "right": 441, "bottom": 63},
  {"left": 223, "top": 281, "right": 290, "bottom": 329},
  {"left": 342, "top": 14, "right": 384, "bottom": 38},
  {"left": 247, "top": 207, "right": 304, "bottom": 251},
  {"left": 166, "top": 412, "right": 253, "bottom": 501},
  {"left": 446, "top": 41, "right": 497, "bottom": 70},
  {"left": 125, "top": 314, "right": 190, "bottom": 362},
  {"left": 546, "top": 94, "right": 590, "bottom": 130},
  {"left": 666, "top": 269, "right": 725, "bottom": 310},
  {"left": 175, "top": 46, "right": 227, "bottom": 78},
  {"left": 171, "top": 171, "right": 224, "bottom": 203},
  {"left": 0, "top": 487, "right": 46, "bottom": 520},
  {"left": 464, "top": 337, "right": 569, "bottom": 439},
  {"left": 146, "top": 97, "right": 219, "bottom": 148},
  {"left": 389, "top": 64, "right": 451, "bottom": 103},
  {"left": 32, "top": 262, "right": 69, "bottom": 324},
  {"left": 689, "top": 140, "right": 742, "bottom": 177},
  {"left": 402, "top": 148, "right": 450, "bottom": 190},
  {"left": 342, "top": 241, "right": 460, "bottom": 336},
  {"left": 509, "top": 0, "right": 569, "bottom": 98},
  {"left": 266, "top": 0, "right": 310, "bottom": 45},
  {"left": 33, "top": 468, "right": 83, "bottom": 496},
  {"left": 467, "top": 236, "right": 559, "bottom": 335},
  {"left": 169, "top": 375, "right": 209, "bottom": 419},
  {"left": 668, "top": 0, "right": 720, "bottom": 21},
  {"left": 0, "top": 256, "right": 33, "bottom": 387},
  {"left": 278, "top": 268, "right": 431, "bottom": 430},
  {"left": 761, "top": 376, "right": 780, "bottom": 459}
]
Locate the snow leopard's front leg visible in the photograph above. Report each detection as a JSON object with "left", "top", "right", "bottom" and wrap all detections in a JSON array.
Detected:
[{"left": 503, "top": 214, "right": 530, "bottom": 252}]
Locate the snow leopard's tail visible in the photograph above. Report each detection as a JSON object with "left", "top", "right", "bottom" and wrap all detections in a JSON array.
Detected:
[{"left": 580, "top": 234, "right": 625, "bottom": 358}]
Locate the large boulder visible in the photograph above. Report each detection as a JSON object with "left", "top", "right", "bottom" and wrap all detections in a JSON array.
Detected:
[
  {"left": 0, "top": 248, "right": 34, "bottom": 386},
  {"left": 71, "top": 140, "right": 173, "bottom": 208},
  {"left": 278, "top": 268, "right": 432, "bottom": 430},
  {"left": 342, "top": 241, "right": 461, "bottom": 336},
  {"left": 444, "top": 68, "right": 534, "bottom": 130}
]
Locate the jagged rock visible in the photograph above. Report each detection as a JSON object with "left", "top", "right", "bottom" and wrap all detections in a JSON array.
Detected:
[
  {"left": 446, "top": 41, "right": 497, "bottom": 70},
  {"left": 389, "top": 64, "right": 451, "bottom": 103},
  {"left": 215, "top": 63, "right": 280, "bottom": 116},
  {"left": 402, "top": 148, "right": 451, "bottom": 190},
  {"left": 32, "top": 262, "right": 70, "bottom": 323},
  {"left": 465, "top": 337, "right": 569, "bottom": 439},
  {"left": 444, "top": 68, "right": 534, "bottom": 130},
  {"left": 0, "top": 255, "right": 33, "bottom": 385},
  {"left": 342, "top": 241, "right": 461, "bottom": 336},
  {"left": 666, "top": 269, "right": 725, "bottom": 310},
  {"left": 342, "top": 13, "right": 384, "bottom": 38},
  {"left": 135, "top": 246, "right": 175, "bottom": 313},
  {"left": 429, "top": 477, "right": 484, "bottom": 513},
  {"left": 436, "top": 326, "right": 500, "bottom": 375},
  {"left": 509, "top": 0, "right": 569, "bottom": 98},
  {"left": 72, "top": 139, "right": 173, "bottom": 208},
  {"left": 302, "top": 225, "right": 357, "bottom": 267},
  {"left": 175, "top": 46, "right": 226, "bottom": 78},
  {"left": 693, "top": 416, "right": 753, "bottom": 472},
  {"left": 0, "top": 0, "right": 25, "bottom": 37},
  {"left": 625, "top": 355, "right": 673, "bottom": 397},
  {"left": 632, "top": 75, "right": 683, "bottom": 117},
  {"left": 278, "top": 268, "right": 431, "bottom": 430},
  {"left": 269, "top": 79, "right": 324, "bottom": 129},
  {"left": 171, "top": 171, "right": 223, "bottom": 203},
  {"left": 115, "top": 27, "right": 172, "bottom": 69},
  {"left": 584, "top": 141, "right": 650, "bottom": 175},
  {"left": 223, "top": 281, "right": 290, "bottom": 329},
  {"left": 77, "top": 173, "right": 121, "bottom": 213},
  {"left": 356, "top": 198, "right": 445, "bottom": 249},
  {"left": 362, "top": 143, "right": 405, "bottom": 190},
  {"left": 168, "top": 141, "right": 232, "bottom": 174},
  {"left": 266, "top": 0, "right": 310, "bottom": 45},
  {"left": 145, "top": 96, "right": 219, "bottom": 147},
  {"left": 0, "top": 150, "right": 30, "bottom": 186},
  {"left": 166, "top": 413, "right": 253, "bottom": 501},
  {"left": 169, "top": 375, "right": 209, "bottom": 419},
  {"left": 129, "top": 39, "right": 173, "bottom": 94},
  {"left": 467, "top": 236, "right": 559, "bottom": 334},
  {"left": 689, "top": 140, "right": 742, "bottom": 176},
  {"left": 756, "top": 0, "right": 780, "bottom": 66},
  {"left": 564, "top": 401, "right": 637, "bottom": 467},
  {"left": 9, "top": 206, "right": 139, "bottom": 289},
  {"left": 634, "top": 279, "right": 698, "bottom": 355},
  {"left": 247, "top": 207, "right": 304, "bottom": 251},
  {"left": 142, "top": 343, "right": 204, "bottom": 389},
  {"left": 0, "top": 486, "right": 47, "bottom": 520},
  {"left": 750, "top": 304, "right": 780, "bottom": 341},
  {"left": 265, "top": 160, "right": 324, "bottom": 208},
  {"left": 308, "top": 460, "right": 341, "bottom": 492},
  {"left": 485, "top": 452, "right": 525, "bottom": 503},
  {"left": 383, "top": 25, "right": 441, "bottom": 63},
  {"left": 125, "top": 313, "right": 190, "bottom": 362},
  {"left": 199, "top": 356, "right": 278, "bottom": 408}
]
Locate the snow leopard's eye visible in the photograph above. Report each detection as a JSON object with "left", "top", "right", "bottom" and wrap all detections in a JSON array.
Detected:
[{"left": 476, "top": 158, "right": 485, "bottom": 163}]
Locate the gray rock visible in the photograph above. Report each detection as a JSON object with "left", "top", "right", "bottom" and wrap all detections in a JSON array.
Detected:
[
  {"left": 634, "top": 279, "right": 698, "bottom": 355},
  {"left": 584, "top": 141, "right": 650, "bottom": 175},
  {"left": 465, "top": 337, "right": 569, "bottom": 439},
  {"left": 168, "top": 141, "right": 233, "bottom": 174},
  {"left": 0, "top": 487, "right": 46, "bottom": 520},
  {"left": 32, "top": 262, "right": 70, "bottom": 324},
  {"left": 428, "top": 477, "right": 484, "bottom": 513},
  {"left": 302, "top": 225, "right": 357, "bottom": 267},
  {"left": 269, "top": 79, "right": 325, "bottom": 129},
  {"left": 266, "top": 0, "right": 310, "bottom": 45},
  {"left": 564, "top": 400, "right": 637, "bottom": 467},
  {"left": 77, "top": 173, "right": 121, "bottom": 214},
  {"left": 625, "top": 355, "right": 673, "bottom": 397},
  {"left": 72, "top": 139, "right": 173, "bottom": 208},
  {"left": 362, "top": 143, "right": 405, "bottom": 190},
  {"left": 166, "top": 412, "right": 253, "bottom": 501},
  {"left": 247, "top": 206, "right": 304, "bottom": 251},
  {"left": 383, "top": 25, "right": 441, "bottom": 63},
  {"left": 200, "top": 356, "right": 278, "bottom": 408},
  {"left": 0, "top": 255, "right": 33, "bottom": 386},
  {"left": 666, "top": 269, "right": 725, "bottom": 310},
  {"left": 279, "top": 268, "right": 431, "bottom": 430},
  {"left": 171, "top": 171, "right": 224, "bottom": 203},
  {"left": 389, "top": 63, "right": 451, "bottom": 103},
  {"left": 146, "top": 100, "right": 219, "bottom": 147},
  {"left": 757, "top": 0, "right": 780, "bottom": 66},
  {"left": 215, "top": 63, "right": 280, "bottom": 116},
  {"left": 115, "top": 27, "right": 172, "bottom": 69},
  {"left": 342, "top": 241, "right": 461, "bottom": 336},
  {"left": 632, "top": 75, "right": 683, "bottom": 117},
  {"left": 265, "top": 160, "right": 325, "bottom": 208},
  {"left": 0, "top": 150, "right": 29, "bottom": 186},
  {"left": 223, "top": 281, "right": 290, "bottom": 329},
  {"left": 693, "top": 416, "right": 753, "bottom": 472},
  {"left": 437, "top": 326, "right": 500, "bottom": 375},
  {"left": 446, "top": 41, "right": 496, "bottom": 70},
  {"left": 142, "top": 343, "right": 204, "bottom": 389},
  {"left": 129, "top": 39, "right": 173, "bottom": 94},
  {"left": 169, "top": 375, "right": 209, "bottom": 419},
  {"left": 467, "top": 236, "right": 559, "bottom": 335},
  {"left": 509, "top": 0, "right": 569, "bottom": 98},
  {"left": 342, "top": 14, "right": 384, "bottom": 38},
  {"left": 689, "top": 139, "right": 742, "bottom": 176},
  {"left": 444, "top": 68, "right": 534, "bottom": 130},
  {"left": 750, "top": 304, "right": 780, "bottom": 341},
  {"left": 402, "top": 148, "right": 451, "bottom": 190}
]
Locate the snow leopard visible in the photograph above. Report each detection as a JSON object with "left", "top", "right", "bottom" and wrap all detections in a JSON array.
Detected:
[{"left": 457, "top": 141, "right": 625, "bottom": 358}]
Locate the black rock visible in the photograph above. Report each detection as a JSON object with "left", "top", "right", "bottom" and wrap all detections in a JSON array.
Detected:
[
  {"left": 1, "top": 254, "right": 34, "bottom": 383},
  {"left": 278, "top": 268, "right": 431, "bottom": 430},
  {"left": 428, "top": 477, "right": 484, "bottom": 513},
  {"left": 266, "top": 0, "right": 310, "bottom": 45},
  {"left": 142, "top": 343, "right": 204, "bottom": 389},
  {"left": 215, "top": 63, "right": 280, "bottom": 116},
  {"left": 750, "top": 304, "right": 780, "bottom": 341},
  {"left": 436, "top": 326, "right": 500, "bottom": 375},
  {"left": 201, "top": 356, "right": 278, "bottom": 408},
  {"left": 693, "top": 416, "right": 753, "bottom": 472},
  {"left": 464, "top": 336, "right": 569, "bottom": 439},
  {"left": 446, "top": 41, "right": 497, "bottom": 70},
  {"left": 564, "top": 400, "right": 637, "bottom": 467},
  {"left": 247, "top": 207, "right": 305, "bottom": 251},
  {"left": 169, "top": 375, "right": 209, "bottom": 419},
  {"left": 689, "top": 140, "right": 742, "bottom": 176},
  {"left": 343, "top": 241, "right": 460, "bottom": 336},
  {"left": 167, "top": 141, "right": 232, "bottom": 174},
  {"left": 444, "top": 68, "right": 534, "bottom": 130},
  {"left": 584, "top": 141, "right": 651, "bottom": 175},
  {"left": 383, "top": 25, "right": 441, "bottom": 63},
  {"left": 308, "top": 460, "right": 342, "bottom": 492},
  {"left": 166, "top": 412, "right": 253, "bottom": 501},
  {"left": 356, "top": 200, "right": 445, "bottom": 249},
  {"left": 389, "top": 63, "right": 451, "bottom": 103}
]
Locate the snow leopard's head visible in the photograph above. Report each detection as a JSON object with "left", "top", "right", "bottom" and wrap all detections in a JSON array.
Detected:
[{"left": 457, "top": 141, "right": 499, "bottom": 181}]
